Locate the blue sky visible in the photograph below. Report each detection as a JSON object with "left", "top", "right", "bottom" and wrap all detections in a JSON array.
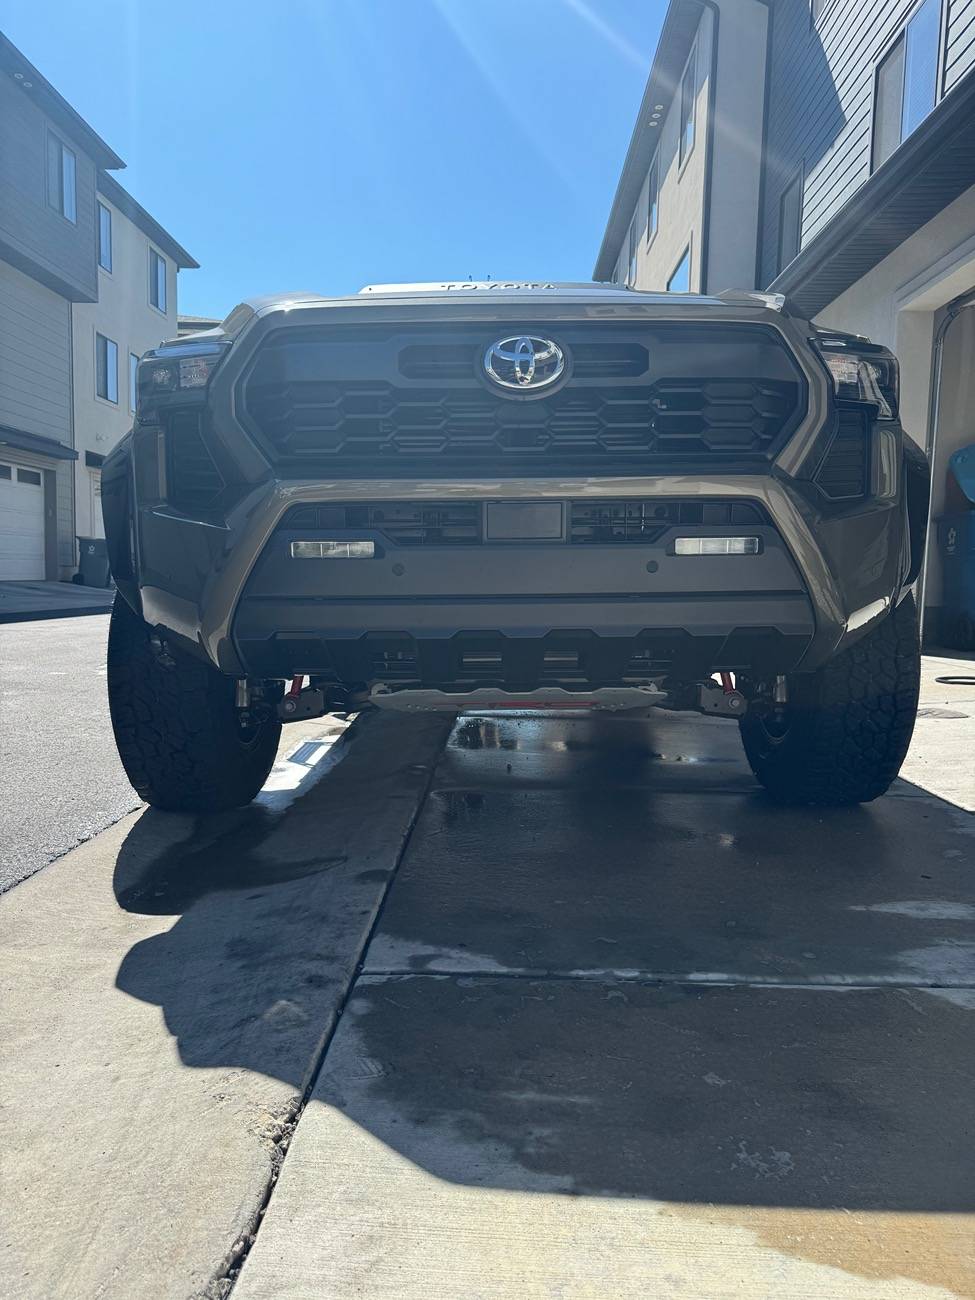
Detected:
[{"left": 4, "top": 1, "right": 665, "bottom": 318}]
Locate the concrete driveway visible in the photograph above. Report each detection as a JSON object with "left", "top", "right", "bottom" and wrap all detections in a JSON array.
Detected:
[{"left": 2, "top": 658, "right": 973, "bottom": 1300}]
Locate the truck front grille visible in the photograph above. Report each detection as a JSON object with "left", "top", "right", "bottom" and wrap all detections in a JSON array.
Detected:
[{"left": 239, "top": 322, "right": 806, "bottom": 476}]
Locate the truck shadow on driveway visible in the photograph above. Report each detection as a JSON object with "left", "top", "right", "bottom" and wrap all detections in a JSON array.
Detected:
[{"left": 112, "top": 712, "right": 975, "bottom": 1242}]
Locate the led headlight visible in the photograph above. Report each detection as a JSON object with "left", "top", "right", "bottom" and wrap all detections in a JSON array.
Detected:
[{"left": 814, "top": 331, "right": 899, "bottom": 420}]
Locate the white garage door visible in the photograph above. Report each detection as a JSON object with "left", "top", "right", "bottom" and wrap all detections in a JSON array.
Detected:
[{"left": 0, "top": 460, "right": 46, "bottom": 580}]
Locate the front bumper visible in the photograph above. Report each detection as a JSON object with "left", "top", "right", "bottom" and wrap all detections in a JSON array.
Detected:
[{"left": 134, "top": 473, "right": 907, "bottom": 680}]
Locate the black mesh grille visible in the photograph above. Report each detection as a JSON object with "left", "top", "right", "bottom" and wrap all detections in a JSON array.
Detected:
[
  {"left": 240, "top": 322, "right": 806, "bottom": 475},
  {"left": 815, "top": 408, "right": 869, "bottom": 500},
  {"left": 167, "top": 412, "right": 224, "bottom": 510}
]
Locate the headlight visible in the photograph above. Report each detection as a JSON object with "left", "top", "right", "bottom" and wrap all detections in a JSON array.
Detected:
[
  {"left": 136, "top": 341, "right": 229, "bottom": 416},
  {"left": 814, "top": 331, "right": 899, "bottom": 420}
]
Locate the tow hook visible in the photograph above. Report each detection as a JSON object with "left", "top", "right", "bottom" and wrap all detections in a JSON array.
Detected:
[
  {"left": 279, "top": 685, "right": 327, "bottom": 721},
  {"left": 276, "top": 680, "right": 365, "bottom": 722},
  {"left": 696, "top": 680, "right": 747, "bottom": 717}
]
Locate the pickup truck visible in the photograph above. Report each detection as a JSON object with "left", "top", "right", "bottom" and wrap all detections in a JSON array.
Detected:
[{"left": 102, "top": 282, "right": 928, "bottom": 810}]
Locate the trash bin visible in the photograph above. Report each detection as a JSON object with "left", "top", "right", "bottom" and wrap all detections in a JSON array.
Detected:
[
  {"left": 75, "top": 536, "right": 111, "bottom": 589},
  {"left": 936, "top": 444, "right": 975, "bottom": 649}
]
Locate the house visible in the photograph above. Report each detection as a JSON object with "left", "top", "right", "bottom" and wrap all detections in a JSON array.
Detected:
[
  {"left": 594, "top": 0, "right": 975, "bottom": 639},
  {"left": 72, "top": 174, "right": 196, "bottom": 545},
  {"left": 0, "top": 32, "right": 196, "bottom": 580}
]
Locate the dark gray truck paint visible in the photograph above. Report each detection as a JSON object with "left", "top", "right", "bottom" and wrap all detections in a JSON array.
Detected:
[{"left": 104, "top": 283, "right": 920, "bottom": 688}]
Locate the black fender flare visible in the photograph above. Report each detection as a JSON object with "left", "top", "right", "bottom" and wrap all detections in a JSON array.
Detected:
[
  {"left": 101, "top": 432, "right": 141, "bottom": 615},
  {"left": 902, "top": 436, "right": 930, "bottom": 587}
]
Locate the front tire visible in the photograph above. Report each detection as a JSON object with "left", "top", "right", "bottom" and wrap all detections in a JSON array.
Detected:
[
  {"left": 739, "top": 595, "right": 920, "bottom": 806},
  {"left": 107, "top": 594, "right": 281, "bottom": 812}
]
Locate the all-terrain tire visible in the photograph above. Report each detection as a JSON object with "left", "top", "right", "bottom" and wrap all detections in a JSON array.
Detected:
[
  {"left": 107, "top": 593, "right": 281, "bottom": 812},
  {"left": 739, "top": 594, "right": 920, "bottom": 806}
]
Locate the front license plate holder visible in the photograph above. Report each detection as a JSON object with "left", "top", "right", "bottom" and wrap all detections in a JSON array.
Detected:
[{"left": 485, "top": 501, "right": 564, "bottom": 541}]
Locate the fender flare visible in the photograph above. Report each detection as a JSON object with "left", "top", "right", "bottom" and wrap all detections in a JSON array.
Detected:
[
  {"left": 902, "top": 437, "right": 930, "bottom": 587},
  {"left": 101, "top": 432, "right": 141, "bottom": 615}
]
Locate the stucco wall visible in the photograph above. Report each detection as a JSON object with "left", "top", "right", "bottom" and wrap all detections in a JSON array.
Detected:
[
  {"left": 613, "top": 6, "right": 711, "bottom": 293},
  {"left": 705, "top": 0, "right": 768, "bottom": 292}
]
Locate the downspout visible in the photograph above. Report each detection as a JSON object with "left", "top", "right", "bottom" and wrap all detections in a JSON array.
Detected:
[
  {"left": 697, "top": 0, "right": 720, "bottom": 294},
  {"left": 752, "top": 0, "right": 775, "bottom": 290},
  {"left": 918, "top": 288, "right": 975, "bottom": 638}
]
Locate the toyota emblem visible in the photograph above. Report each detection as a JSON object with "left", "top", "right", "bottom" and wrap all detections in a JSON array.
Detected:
[{"left": 483, "top": 335, "right": 566, "bottom": 392}]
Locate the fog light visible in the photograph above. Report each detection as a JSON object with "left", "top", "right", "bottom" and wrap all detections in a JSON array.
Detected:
[
  {"left": 290, "top": 540, "right": 376, "bottom": 559},
  {"left": 675, "top": 536, "right": 760, "bottom": 556}
]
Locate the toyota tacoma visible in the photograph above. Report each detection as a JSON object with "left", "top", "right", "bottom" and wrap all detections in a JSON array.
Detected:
[{"left": 102, "top": 282, "right": 929, "bottom": 811}]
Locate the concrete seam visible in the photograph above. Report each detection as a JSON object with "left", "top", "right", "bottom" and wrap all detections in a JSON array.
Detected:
[
  {"left": 357, "top": 970, "right": 975, "bottom": 992},
  {"left": 210, "top": 718, "right": 448, "bottom": 1300}
]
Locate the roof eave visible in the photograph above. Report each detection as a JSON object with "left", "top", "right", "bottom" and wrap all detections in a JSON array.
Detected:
[
  {"left": 0, "top": 33, "right": 124, "bottom": 170},
  {"left": 768, "top": 69, "right": 975, "bottom": 318},
  {"left": 96, "top": 172, "right": 199, "bottom": 269}
]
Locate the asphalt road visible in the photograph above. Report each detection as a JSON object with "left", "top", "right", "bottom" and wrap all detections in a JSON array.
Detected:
[{"left": 0, "top": 612, "right": 137, "bottom": 893}]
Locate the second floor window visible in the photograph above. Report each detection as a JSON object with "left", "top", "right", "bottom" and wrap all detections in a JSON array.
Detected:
[
  {"left": 96, "top": 334, "right": 118, "bottom": 404},
  {"left": 98, "top": 203, "right": 112, "bottom": 272},
  {"left": 668, "top": 247, "right": 691, "bottom": 294},
  {"left": 150, "top": 249, "right": 167, "bottom": 312},
  {"left": 873, "top": 0, "right": 941, "bottom": 170},
  {"left": 679, "top": 43, "right": 697, "bottom": 166},
  {"left": 646, "top": 153, "right": 659, "bottom": 243},
  {"left": 129, "top": 353, "right": 139, "bottom": 412},
  {"left": 46, "top": 135, "right": 76, "bottom": 223},
  {"left": 627, "top": 218, "right": 639, "bottom": 286}
]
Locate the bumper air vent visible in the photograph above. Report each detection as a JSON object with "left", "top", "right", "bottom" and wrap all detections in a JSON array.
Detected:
[
  {"left": 281, "top": 501, "right": 481, "bottom": 545},
  {"left": 815, "top": 408, "right": 869, "bottom": 500},
  {"left": 166, "top": 412, "right": 224, "bottom": 510},
  {"left": 279, "top": 499, "right": 770, "bottom": 546},
  {"left": 570, "top": 499, "right": 768, "bottom": 543}
]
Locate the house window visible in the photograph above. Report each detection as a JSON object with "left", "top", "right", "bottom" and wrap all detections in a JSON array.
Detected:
[
  {"left": 646, "top": 153, "right": 659, "bottom": 242},
  {"left": 17, "top": 468, "right": 42, "bottom": 486},
  {"left": 873, "top": 0, "right": 941, "bottom": 170},
  {"left": 627, "top": 218, "right": 639, "bottom": 286},
  {"left": 778, "top": 171, "right": 803, "bottom": 272},
  {"left": 129, "top": 353, "right": 139, "bottom": 412},
  {"left": 96, "top": 333, "right": 119, "bottom": 403},
  {"left": 679, "top": 43, "right": 697, "bottom": 166},
  {"left": 46, "top": 134, "right": 76, "bottom": 222},
  {"left": 149, "top": 248, "right": 167, "bottom": 312},
  {"left": 668, "top": 247, "right": 691, "bottom": 293},
  {"left": 98, "top": 202, "right": 113, "bottom": 272}
]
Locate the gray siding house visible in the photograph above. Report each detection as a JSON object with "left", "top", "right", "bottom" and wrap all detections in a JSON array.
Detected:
[
  {"left": 0, "top": 33, "right": 196, "bottom": 581},
  {"left": 0, "top": 34, "right": 123, "bottom": 579},
  {"left": 595, "top": 0, "right": 975, "bottom": 641}
]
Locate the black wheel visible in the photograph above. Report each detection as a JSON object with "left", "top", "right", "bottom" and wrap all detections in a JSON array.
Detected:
[
  {"left": 107, "top": 593, "right": 281, "bottom": 812},
  {"left": 739, "top": 594, "right": 920, "bottom": 806}
]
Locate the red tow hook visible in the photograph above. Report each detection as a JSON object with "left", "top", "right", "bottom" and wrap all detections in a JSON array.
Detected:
[
  {"left": 287, "top": 675, "right": 305, "bottom": 697},
  {"left": 719, "top": 671, "right": 735, "bottom": 695}
]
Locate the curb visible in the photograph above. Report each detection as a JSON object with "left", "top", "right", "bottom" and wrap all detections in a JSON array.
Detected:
[{"left": 0, "top": 603, "right": 113, "bottom": 624}]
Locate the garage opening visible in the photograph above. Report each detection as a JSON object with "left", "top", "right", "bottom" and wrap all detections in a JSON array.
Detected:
[{"left": 0, "top": 460, "right": 46, "bottom": 580}]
